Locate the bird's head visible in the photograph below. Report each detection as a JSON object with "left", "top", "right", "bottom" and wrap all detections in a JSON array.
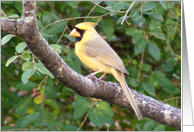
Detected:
[{"left": 69, "top": 22, "right": 96, "bottom": 42}]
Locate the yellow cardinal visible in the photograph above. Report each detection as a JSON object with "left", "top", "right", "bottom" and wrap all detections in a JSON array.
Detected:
[{"left": 69, "top": 22, "right": 142, "bottom": 120}]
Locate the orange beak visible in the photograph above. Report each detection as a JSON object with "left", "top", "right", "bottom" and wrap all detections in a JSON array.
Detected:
[{"left": 69, "top": 28, "right": 80, "bottom": 37}]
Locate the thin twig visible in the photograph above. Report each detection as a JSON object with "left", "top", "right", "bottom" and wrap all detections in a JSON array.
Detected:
[
  {"left": 40, "top": 13, "right": 110, "bottom": 32},
  {"left": 77, "top": 99, "right": 97, "bottom": 131},
  {"left": 137, "top": 50, "right": 144, "bottom": 82},
  {"left": 1, "top": 9, "right": 8, "bottom": 19},
  {"left": 57, "top": 25, "right": 68, "bottom": 44},
  {"left": 121, "top": 1, "right": 136, "bottom": 25},
  {"left": 46, "top": 1, "right": 62, "bottom": 19},
  {"left": 84, "top": 4, "right": 97, "bottom": 22}
]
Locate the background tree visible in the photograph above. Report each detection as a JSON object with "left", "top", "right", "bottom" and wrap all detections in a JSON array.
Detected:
[{"left": 1, "top": 1, "right": 181, "bottom": 131}]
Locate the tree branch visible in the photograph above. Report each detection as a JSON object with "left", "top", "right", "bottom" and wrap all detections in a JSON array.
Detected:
[{"left": 1, "top": 1, "right": 181, "bottom": 130}]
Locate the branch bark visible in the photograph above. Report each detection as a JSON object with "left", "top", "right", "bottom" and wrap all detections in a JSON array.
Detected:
[{"left": 1, "top": 1, "right": 181, "bottom": 130}]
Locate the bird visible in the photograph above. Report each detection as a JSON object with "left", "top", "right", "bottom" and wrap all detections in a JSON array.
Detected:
[{"left": 69, "top": 22, "right": 142, "bottom": 120}]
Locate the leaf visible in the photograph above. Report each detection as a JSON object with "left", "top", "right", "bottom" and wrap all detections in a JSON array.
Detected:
[
  {"left": 117, "top": 16, "right": 130, "bottom": 24},
  {"left": 63, "top": 125, "right": 79, "bottom": 131},
  {"left": 129, "top": 78, "right": 139, "bottom": 87},
  {"left": 1, "top": 34, "right": 13, "bottom": 45},
  {"left": 133, "top": 16, "right": 146, "bottom": 27},
  {"left": 134, "top": 42, "right": 146, "bottom": 55},
  {"left": 21, "top": 112, "right": 41, "bottom": 127},
  {"left": 88, "top": 107, "right": 105, "bottom": 127},
  {"left": 20, "top": 54, "right": 31, "bottom": 61},
  {"left": 45, "top": 99, "right": 59, "bottom": 108},
  {"left": 151, "top": 32, "right": 166, "bottom": 40},
  {"left": 153, "top": 124, "right": 165, "bottom": 131},
  {"left": 142, "top": 2, "right": 158, "bottom": 12},
  {"left": 50, "top": 44, "right": 62, "bottom": 54},
  {"left": 42, "top": 12, "right": 51, "bottom": 26},
  {"left": 141, "top": 63, "right": 152, "bottom": 72},
  {"left": 44, "top": 86, "right": 57, "bottom": 99},
  {"left": 126, "top": 28, "right": 143, "bottom": 36},
  {"left": 159, "top": 1, "right": 167, "bottom": 9},
  {"left": 36, "top": 62, "right": 54, "bottom": 79},
  {"left": 143, "top": 120, "right": 156, "bottom": 130},
  {"left": 95, "top": 101, "right": 114, "bottom": 116},
  {"left": 16, "top": 97, "right": 32, "bottom": 116},
  {"left": 141, "top": 81, "right": 155, "bottom": 95},
  {"left": 155, "top": 71, "right": 179, "bottom": 94},
  {"left": 148, "top": 42, "right": 161, "bottom": 61},
  {"left": 16, "top": 81, "right": 36, "bottom": 91},
  {"left": 64, "top": 34, "right": 75, "bottom": 43},
  {"left": 145, "top": 12, "right": 163, "bottom": 20},
  {"left": 21, "top": 69, "right": 36, "bottom": 84},
  {"left": 72, "top": 98, "right": 91, "bottom": 119},
  {"left": 15, "top": 42, "right": 27, "bottom": 53},
  {"left": 34, "top": 95, "right": 43, "bottom": 104},
  {"left": 22, "top": 61, "right": 34, "bottom": 71},
  {"left": 101, "top": 19, "right": 114, "bottom": 38},
  {"left": 5, "top": 56, "right": 18, "bottom": 67},
  {"left": 149, "top": 19, "right": 162, "bottom": 31}
]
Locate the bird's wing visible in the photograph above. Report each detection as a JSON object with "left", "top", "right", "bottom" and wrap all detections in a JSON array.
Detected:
[{"left": 84, "top": 34, "right": 129, "bottom": 75}]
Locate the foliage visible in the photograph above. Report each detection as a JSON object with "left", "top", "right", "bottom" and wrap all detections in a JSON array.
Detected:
[{"left": 1, "top": 1, "right": 181, "bottom": 131}]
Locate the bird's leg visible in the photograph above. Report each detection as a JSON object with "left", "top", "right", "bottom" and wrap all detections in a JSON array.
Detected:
[
  {"left": 89, "top": 70, "right": 101, "bottom": 76},
  {"left": 99, "top": 73, "right": 106, "bottom": 80}
]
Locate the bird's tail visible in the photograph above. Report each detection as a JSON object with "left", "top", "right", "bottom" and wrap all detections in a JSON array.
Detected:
[{"left": 112, "top": 70, "right": 142, "bottom": 120}]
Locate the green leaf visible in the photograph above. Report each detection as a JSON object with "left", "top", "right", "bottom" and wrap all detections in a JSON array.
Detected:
[
  {"left": 95, "top": 101, "right": 114, "bottom": 116},
  {"left": 153, "top": 124, "right": 165, "bottom": 131},
  {"left": 22, "top": 61, "right": 34, "bottom": 71},
  {"left": 159, "top": 1, "right": 167, "bottom": 9},
  {"left": 141, "top": 81, "right": 155, "bottom": 95},
  {"left": 5, "top": 56, "right": 18, "bottom": 67},
  {"left": 134, "top": 42, "right": 146, "bottom": 55},
  {"left": 142, "top": 2, "right": 157, "bottom": 12},
  {"left": 21, "top": 112, "right": 41, "bottom": 127},
  {"left": 149, "top": 19, "right": 162, "bottom": 31},
  {"left": 63, "top": 125, "right": 79, "bottom": 131},
  {"left": 36, "top": 62, "right": 54, "bottom": 79},
  {"left": 15, "top": 42, "right": 27, "bottom": 53},
  {"left": 64, "top": 34, "right": 75, "bottom": 43},
  {"left": 21, "top": 69, "right": 36, "bottom": 84},
  {"left": 151, "top": 32, "right": 166, "bottom": 40},
  {"left": 20, "top": 54, "right": 31, "bottom": 61},
  {"left": 145, "top": 12, "right": 163, "bottom": 20},
  {"left": 129, "top": 78, "right": 139, "bottom": 87},
  {"left": 50, "top": 44, "right": 62, "bottom": 54},
  {"left": 64, "top": 1, "right": 78, "bottom": 8},
  {"left": 1, "top": 34, "right": 13, "bottom": 45},
  {"left": 14, "top": 117, "right": 25, "bottom": 128},
  {"left": 16, "top": 81, "right": 36, "bottom": 91},
  {"left": 161, "top": 63, "right": 174, "bottom": 72},
  {"left": 133, "top": 16, "right": 146, "bottom": 27},
  {"left": 42, "top": 12, "right": 51, "bottom": 26},
  {"left": 101, "top": 19, "right": 114, "bottom": 38},
  {"left": 141, "top": 63, "right": 152, "bottom": 72},
  {"left": 72, "top": 98, "right": 91, "bottom": 119},
  {"left": 148, "top": 42, "right": 161, "bottom": 61},
  {"left": 126, "top": 28, "right": 143, "bottom": 36},
  {"left": 107, "top": 1, "right": 126, "bottom": 11},
  {"left": 16, "top": 97, "right": 32, "bottom": 116},
  {"left": 88, "top": 107, "right": 105, "bottom": 127},
  {"left": 143, "top": 120, "right": 156, "bottom": 130},
  {"left": 155, "top": 71, "right": 179, "bottom": 94},
  {"left": 44, "top": 86, "right": 57, "bottom": 99},
  {"left": 45, "top": 99, "right": 59, "bottom": 108},
  {"left": 117, "top": 16, "right": 130, "bottom": 24}
]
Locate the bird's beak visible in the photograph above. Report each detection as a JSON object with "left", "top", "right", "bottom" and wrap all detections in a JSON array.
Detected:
[{"left": 69, "top": 28, "right": 80, "bottom": 37}]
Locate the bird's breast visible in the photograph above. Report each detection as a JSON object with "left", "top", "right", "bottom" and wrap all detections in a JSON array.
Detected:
[{"left": 75, "top": 42, "right": 111, "bottom": 73}]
